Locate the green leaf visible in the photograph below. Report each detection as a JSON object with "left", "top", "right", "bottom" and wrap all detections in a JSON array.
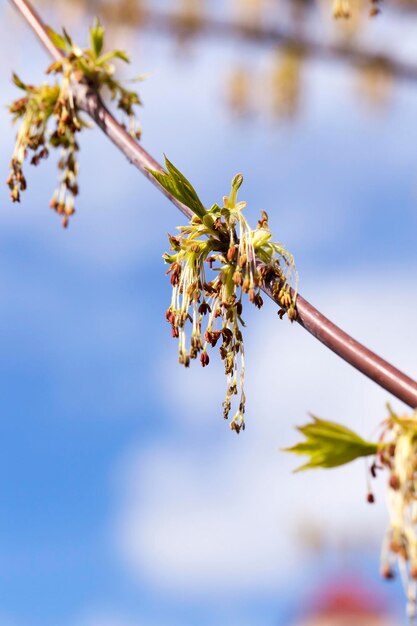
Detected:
[
  {"left": 113, "top": 50, "right": 130, "bottom": 63},
  {"left": 45, "top": 60, "right": 64, "bottom": 75},
  {"left": 11, "top": 72, "right": 27, "bottom": 91},
  {"left": 283, "top": 416, "right": 379, "bottom": 472},
  {"left": 46, "top": 26, "right": 69, "bottom": 51},
  {"left": 97, "top": 50, "right": 130, "bottom": 65},
  {"left": 62, "top": 27, "right": 73, "bottom": 48},
  {"left": 89, "top": 18, "right": 105, "bottom": 57},
  {"left": 148, "top": 156, "right": 206, "bottom": 219}
]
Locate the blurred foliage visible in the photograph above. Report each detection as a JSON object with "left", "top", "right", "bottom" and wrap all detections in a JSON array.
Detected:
[{"left": 28, "top": 0, "right": 407, "bottom": 123}]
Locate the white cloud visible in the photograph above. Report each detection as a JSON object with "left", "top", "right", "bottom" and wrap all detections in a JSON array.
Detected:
[
  {"left": 71, "top": 608, "right": 261, "bottom": 626},
  {"left": 72, "top": 612, "right": 147, "bottom": 626},
  {"left": 112, "top": 269, "right": 417, "bottom": 597}
]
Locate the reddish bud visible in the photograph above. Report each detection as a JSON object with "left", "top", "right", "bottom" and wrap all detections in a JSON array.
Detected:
[
  {"left": 198, "top": 302, "right": 211, "bottom": 315},
  {"left": 200, "top": 351, "right": 210, "bottom": 367},
  {"left": 389, "top": 474, "right": 400, "bottom": 491},
  {"left": 227, "top": 246, "right": 237, "bottom": 262}
]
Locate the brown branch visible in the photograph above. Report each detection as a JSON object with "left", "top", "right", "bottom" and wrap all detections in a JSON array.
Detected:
[{"left": 9, "top": 0, "right": 417, "bottom": 409}]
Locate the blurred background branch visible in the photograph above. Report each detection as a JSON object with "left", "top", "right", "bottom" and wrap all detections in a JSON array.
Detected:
[
  {"left": 90, "top": 4, "right": 417, "bottom": 84},
  {"left": 18, "top": 0, "right": 414, "bottom": 121}
]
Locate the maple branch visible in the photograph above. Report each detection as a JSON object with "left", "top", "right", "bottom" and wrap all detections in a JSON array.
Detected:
[{"left": 10, "top": 0, "right": 417, "bottom": 409}]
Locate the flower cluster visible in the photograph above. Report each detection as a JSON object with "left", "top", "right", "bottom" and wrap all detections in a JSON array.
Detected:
[
  {"left": 7, "top": 19, "right": 143, "bottom": 226},
  {"left": 285, "top": 406, "right": 417, "bottom": 623},
  {"left": 155, "top": 158, "right": 297, "bottom": 434},
  {"left": 7, "top": 73, "right": 82, "bottom": 227},
  {"left": 375, "top": 407, "right": 417, "bottom": 621}
]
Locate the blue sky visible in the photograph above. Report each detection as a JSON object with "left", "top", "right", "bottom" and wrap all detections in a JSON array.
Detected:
[{"left": 1, "top": 2, "right": 417, "bottom": 625}]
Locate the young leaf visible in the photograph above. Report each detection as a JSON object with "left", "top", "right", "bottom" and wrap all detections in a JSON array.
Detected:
[
  {"left": 112, "top": 50, "right": 130, "bottom": 63},
  {"left": 46, "top": 61, "right": 64, "bottom": 75},
  {"left": 283, "top": 416, "right": 379, "bottom": 472},
  {"left": 148, "top": 157, "right": 206, "bottom": 219},
  {"left": 90, "top": 18, "right": 105, "bottom": 58},
  {"left": 97, "top": 50, "right": 130, "bottom": 66},
  {"left": 62, "top": 27, "right": 73, "bottom": 48},
  {"left": 12, "top": 73, "right": 27, "bottom": 91},
  {"left": 46, "top": 26, "right": 69, "bottom": 52}
]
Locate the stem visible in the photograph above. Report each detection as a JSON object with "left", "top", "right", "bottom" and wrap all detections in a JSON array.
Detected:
[{"left": 10, "top": 0, "right": 417, "bottom": 409}]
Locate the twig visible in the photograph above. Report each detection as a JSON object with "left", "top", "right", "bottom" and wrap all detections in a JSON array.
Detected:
[{"left": 9, "top": 0, "right": 417, "bottom": 409}]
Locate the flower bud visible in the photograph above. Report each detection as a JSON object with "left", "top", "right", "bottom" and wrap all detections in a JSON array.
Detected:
[
  {"left": 227, "top": 246, "right": 237, "bottom": 262},
  {"left": 242, "top": 277, "right": 250, "bottom": 293},
  {"left": 198, "top": 302, "right": 211, "bottom": 315},
  {"left": 233, "top": 270, "right": 242, "bottom": 286},
  {"left": 200, "top": 351, "right": 210, "bottom": 367},
  {"left": 239, "top": 254, "right": 247, "bottom": 267},
  {"left": 10, "top": 186, "right": 20, "bottom": 203},
  {"left": 389, "top": 474, "right": 400, "bottom": 490}
]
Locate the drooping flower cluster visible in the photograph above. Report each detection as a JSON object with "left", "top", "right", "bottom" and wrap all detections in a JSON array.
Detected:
[
  {"left": 8, "top": 73, "right": 82, "bottom": 227},
  {"left": 7, "top": 19, "right": 143, "bottom": 226},
  {"left": 375, "top": 408, "right": 417, "bottom": 622},
  {"left": 284, "top": 406, "right": 417, "bottom": 624},
  {"left": 157, "top": 159, "right": 297, "bottom": 433}
]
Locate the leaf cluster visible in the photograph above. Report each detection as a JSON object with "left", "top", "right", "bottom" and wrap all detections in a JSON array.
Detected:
[
  {"left": 46, "top": 19, "right": 142, "bottom": 137},
  {"left": 149, "top": 156, "right": 207, "bottom": 219},
  {"left": 284, "top": 416, "right": 379, "bottom": 471}
]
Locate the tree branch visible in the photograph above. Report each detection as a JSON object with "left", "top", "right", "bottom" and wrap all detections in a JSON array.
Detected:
[{"left": 10, "top": 0, "right": 417, "bottom": 409}]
